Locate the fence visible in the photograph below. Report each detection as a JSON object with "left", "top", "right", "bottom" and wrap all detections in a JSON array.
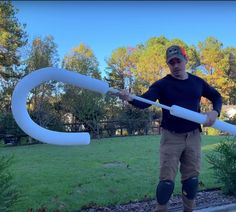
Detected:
[
  {"left": 62, "top": 119, "right": 161, "bottom": 138},
  {"left": 0, "top": 118, "right": 161, "bottom": 145}
]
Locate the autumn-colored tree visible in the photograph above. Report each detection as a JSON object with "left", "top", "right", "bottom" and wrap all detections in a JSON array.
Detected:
[
  {"left": 105, "top": 44, "right": 162, "bottom": 129},
  {"left": 63, "top": 43, "right": 101, "bottom": 78},
  {"left": 131, "top": 37, "right": 200, "bottom": 93},
  {"left": 198, "top": 37, "right": 235, "bottom": 105},
  {"left": 133, "top": 36, "right": 168, "bottom": 93},
  {"left": 105, "top": 37, "right": 200, "bottom": 125}
]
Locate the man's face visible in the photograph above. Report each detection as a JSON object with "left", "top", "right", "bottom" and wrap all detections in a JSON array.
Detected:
[{"left": 167, "top": 57, "right": 187, "bottom": 79}]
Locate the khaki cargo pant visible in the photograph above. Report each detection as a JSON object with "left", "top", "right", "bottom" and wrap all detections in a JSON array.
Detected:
[{"left": 156, "top": 128, "right": 201, "bottom": 212}]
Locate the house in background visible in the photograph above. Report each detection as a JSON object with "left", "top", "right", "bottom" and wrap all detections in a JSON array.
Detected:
[{"left": 222, "top": 105, "right": 236, "bottom": 119}]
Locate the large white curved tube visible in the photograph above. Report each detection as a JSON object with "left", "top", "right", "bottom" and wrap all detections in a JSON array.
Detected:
[
  {"left": 12, "top": 66, "right": 236, "bottom": 146},
  {"left": 11, "top": 67, "right": 109, "bottom": 145}
]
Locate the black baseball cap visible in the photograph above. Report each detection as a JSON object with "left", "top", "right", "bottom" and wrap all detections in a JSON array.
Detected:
[{"left": 166, "top": 45, "right": 187, "bottom": 63}]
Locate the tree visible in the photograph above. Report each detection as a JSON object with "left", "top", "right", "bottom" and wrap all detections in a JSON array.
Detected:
[
  {"left": 133, "top": 37, "right": 168, "bottom": 93},
  {"left": 198, "top": 37, "right": 235, "bottom": 105},
  {"left": 0, "top": 1, "right": 27, "bottom": 135},
  {"left": 198, "top": 37, "right": 224, "bottom": 75},
  {"left": 25, "top": 35, "right": 58, "bottom": 73},
  {"left": 25, "top": 36, "right": 61, "bottom": 131},
  {"left": 224, "top": 48, "right": 236, "bottom": 81},
  {"left": 186, "top": 45, "right": 201, "bottom": 72},
  {"left": 0, "top": 0, "right": 27, "bottom": 78},
  {"left": 130, "top": 37, "right": 200, "bottom": 93},
  {"left": 105, "top": 47, "right": 140, "bottom": 127},
  {"left": 62, "top": 43, "right": 101, "bottom": 78},
  {"left": 0, "top": 155, "right": 19, "bottom": 211},
  {"left": 223, "top": 47, "right": 236, "bottom": 104},
  {"left": 62, "top": 44, "right": 105, "bottom": 138},
  {"left": 105, "top": 37, "right": 197, "bottom": 130},
  {"left": 105, "top": 47, "right": 138, "bottom": 93}
]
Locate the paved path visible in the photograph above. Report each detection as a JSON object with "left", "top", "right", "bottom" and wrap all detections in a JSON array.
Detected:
[{"left": 195, "top": 203, "right": 236, "bottom": 212}]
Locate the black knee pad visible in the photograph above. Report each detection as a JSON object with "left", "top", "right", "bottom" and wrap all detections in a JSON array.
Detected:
[
  {"left": 182, "top": 176, "right": 199, "bottom": 200},
  {"left": 156, "top": 180, "right": 174, "bottom": 205}
]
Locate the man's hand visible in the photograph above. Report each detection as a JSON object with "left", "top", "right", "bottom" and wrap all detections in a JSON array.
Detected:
[
  {"left": 203, "top": 110, "right": 218, "bottom": 127},
  {"left": 118, "top": 89, "right": 133, "bottom": 102}
]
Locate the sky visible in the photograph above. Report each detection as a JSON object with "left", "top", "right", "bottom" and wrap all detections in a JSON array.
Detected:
[{"left": 13, "top": 1, "right": 236, "bottom": 75}]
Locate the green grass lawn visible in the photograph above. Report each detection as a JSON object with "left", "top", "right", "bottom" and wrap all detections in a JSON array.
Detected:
[{"left": 0, "top": 135, "right": 223, "bottom": 211}]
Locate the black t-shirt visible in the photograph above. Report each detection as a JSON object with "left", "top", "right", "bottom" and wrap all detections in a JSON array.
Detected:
[{"left": 129, "top": 73, "right": 222, "bottom": 133}]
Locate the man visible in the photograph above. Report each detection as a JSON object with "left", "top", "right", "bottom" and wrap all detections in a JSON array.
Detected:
[{"left": 118, "top": 45, "right": 222, "bottom": 212}]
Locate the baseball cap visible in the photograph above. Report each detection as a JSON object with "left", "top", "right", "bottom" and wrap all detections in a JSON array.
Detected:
[{"left": 166, "top": 45, "right": 187, "bottom": 63}]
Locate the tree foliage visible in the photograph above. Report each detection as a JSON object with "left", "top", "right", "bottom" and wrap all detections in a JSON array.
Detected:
[
  {"left": 207, "top": 137, "right": 236, "bottom": 195},
  {"left": 63, "top": 43, "right": 101, "bottom": 78},
  {"left": 25, "top": 36, "right": 58, "bottom": 72},
  {"left": 62, "top": 44, "right": 105, "bottom": 137},
  {"left": 25, "top": 36, "right": 61, "bottom": 130},
  {"left": 0, "top": 1, "right": 27, "bottom": 122},
  {"left": 0, "top": 155, "right": 19, "bottom": 212},
  {"left": 197, "top": 37, "right": 236, "bottom": 104},
  {"left": 105, "top": 47, "right": 135, "bottom": 90},
  {"left": 0, "top": 1, "right": 27, "bottom": 76}
]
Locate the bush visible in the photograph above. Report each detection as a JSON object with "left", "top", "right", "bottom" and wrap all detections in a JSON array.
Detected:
[
  {"left": 0, "top": 113, "right": 18, "bottom": 135},
  {"left": 205, "top": 127, "right": 221, "bottom": 136},
  {"left": 0, "top": 155, "right": 19, "bottom": 211},
  {"left": 206, "top": 137, "right": 236, "bottom": 195}
]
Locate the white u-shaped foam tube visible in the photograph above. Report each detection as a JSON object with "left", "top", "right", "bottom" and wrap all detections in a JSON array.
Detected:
[
  {"left": 12, "top": 66, "right": 236, "bottom": 146},
  {"left": 11, "top": 67, "right": 109, "bottom": 145}
]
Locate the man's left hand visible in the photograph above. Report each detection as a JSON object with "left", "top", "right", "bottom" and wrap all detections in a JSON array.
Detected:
[{"left": 203, "top": 110, "right": 218, "bottom": 127}]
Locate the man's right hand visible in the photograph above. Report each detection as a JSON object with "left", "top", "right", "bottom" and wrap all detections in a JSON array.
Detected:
[{"left": 118, "top": 89, "right": 133, "bottom": 102}]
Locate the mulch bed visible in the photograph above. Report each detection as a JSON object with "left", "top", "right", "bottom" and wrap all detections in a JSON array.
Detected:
[{"left": 81, "top": 189, "right": 236, "bottom": 212}]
